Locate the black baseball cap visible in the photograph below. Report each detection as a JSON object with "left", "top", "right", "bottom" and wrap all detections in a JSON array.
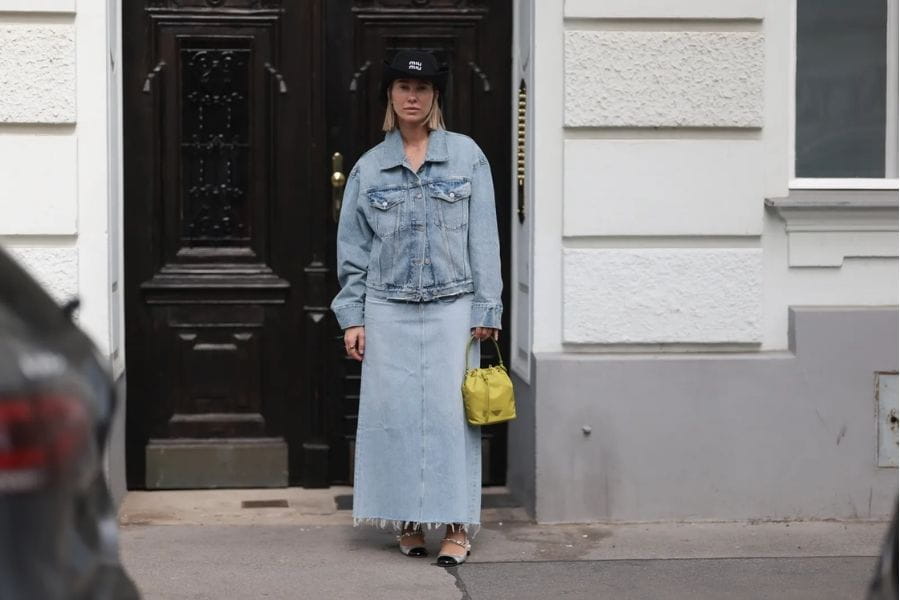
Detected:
[{"left": 380, "top": 49, "right": 448, "bottom": 102}]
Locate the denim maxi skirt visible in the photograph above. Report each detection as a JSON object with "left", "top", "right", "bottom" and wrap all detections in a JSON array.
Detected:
[{"left": 353, "top": 292, "right": 482, "bottom": 535}]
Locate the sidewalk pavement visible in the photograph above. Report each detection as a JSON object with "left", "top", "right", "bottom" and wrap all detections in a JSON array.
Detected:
[{"left": 118, "top": 487, "right": 887, "bottom": 600}]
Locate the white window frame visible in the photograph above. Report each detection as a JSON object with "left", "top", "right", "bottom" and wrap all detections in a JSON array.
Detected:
[{"left": 789, "top": 0, "right": 900, "bottom": 190}]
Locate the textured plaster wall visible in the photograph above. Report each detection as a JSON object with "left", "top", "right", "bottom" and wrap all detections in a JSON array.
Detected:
[
  {"left": 564, "top": 31, "right": 764, "bottom": 128},
  {"left": 0, "top": 20, "right": 79, "bottom": 319},
  {"left": 0, "top": 25, "right": 76, "bottom": 123},
  {"left": 512, "top": 0, "right": 897, "bottom": 525},
  {"left": 0, "top": 19, "right": 79, "bottom": 315},
  {"left": 563, "top": 248, "right": 763, "bottom": 344},
  {"left": 6, "top": 246, "right": 78, "bottom": 303},
  {"left": 0, "top": 3, "right": 122, "bottom": 364}
]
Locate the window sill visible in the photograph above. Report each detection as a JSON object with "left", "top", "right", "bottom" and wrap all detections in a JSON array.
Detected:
[
  {"left": 767, "top": 188, "right": 899, "bottom": 210},
  {"left": 790, "top": 178, "right": 900, "bottom": 191},
  {"left": 765, "top": 189, "right": 898, "bottom": 268}
]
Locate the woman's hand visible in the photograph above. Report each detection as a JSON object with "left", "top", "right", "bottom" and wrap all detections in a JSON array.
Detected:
[
  {"left": 344, "top": 326, "right": 365, "bottom": 361},
  {"left": 471, "top": 327, "right": 499, "bottom": 342}
]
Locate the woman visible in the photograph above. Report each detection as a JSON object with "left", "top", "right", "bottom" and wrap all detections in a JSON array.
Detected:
[{"left": 331, "top": 49, "right": 503, "bottom": 567}]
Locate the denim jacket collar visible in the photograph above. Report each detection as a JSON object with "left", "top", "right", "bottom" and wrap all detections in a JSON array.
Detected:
[{"left": 379, "top": 128, "right": 449, "bottom": 170}]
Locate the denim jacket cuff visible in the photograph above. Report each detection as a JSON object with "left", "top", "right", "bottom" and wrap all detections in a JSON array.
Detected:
[
  {"left": 334, "top": 303, "right": 365, "bottom": 330},
  {"left": 470, "top": 302, "right": 503, "bottom": 329}
]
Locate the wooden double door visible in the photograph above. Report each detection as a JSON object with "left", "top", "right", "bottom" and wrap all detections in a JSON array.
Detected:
[{"left": 124, "top": 0, "right": 511, "bottom": 489}]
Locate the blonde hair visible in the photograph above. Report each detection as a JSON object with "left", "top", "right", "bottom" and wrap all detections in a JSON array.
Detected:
[{"left": 382, "top": 82, "right": 445, "bottom": 132}]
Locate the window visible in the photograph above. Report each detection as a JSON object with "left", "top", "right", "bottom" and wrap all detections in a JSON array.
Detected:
[{"left": 793, "top": 0, "right": 898, "bottom": 187}]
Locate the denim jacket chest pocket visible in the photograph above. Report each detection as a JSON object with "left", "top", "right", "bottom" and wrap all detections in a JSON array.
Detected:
[
  {"left": 427, "top": 179, "right": 471, "bottom": 230},
  {"left": 366, "top": 188, "right": 406, "bottom": 238}
]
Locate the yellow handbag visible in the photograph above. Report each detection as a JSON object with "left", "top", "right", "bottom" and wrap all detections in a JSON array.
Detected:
[{"left": 461, "top": 336, "right": 516, "bottom": 426}]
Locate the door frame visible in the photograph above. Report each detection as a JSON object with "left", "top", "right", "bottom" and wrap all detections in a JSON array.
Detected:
[{"left": 121, "top": 0, "right": 513, "bottom": 489}]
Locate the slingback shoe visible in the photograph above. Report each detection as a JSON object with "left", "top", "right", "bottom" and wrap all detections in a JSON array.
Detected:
[
  {"left": 398, "top": 529, "right": 428, "bottom": 557},
  {"left": 437, "top": 536, "right": 471, "bottom": 567}
]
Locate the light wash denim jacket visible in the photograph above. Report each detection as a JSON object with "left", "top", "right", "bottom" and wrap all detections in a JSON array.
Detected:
[{"left": 331, "top": 128, "right": 503, "bottom": 330}]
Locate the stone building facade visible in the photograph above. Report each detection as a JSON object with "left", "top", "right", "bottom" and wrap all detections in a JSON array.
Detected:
[{"left": 0, "top": 0, "right": 896, "bottom": 520}]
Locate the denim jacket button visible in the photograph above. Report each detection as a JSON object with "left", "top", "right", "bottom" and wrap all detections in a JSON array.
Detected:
[{"left": 424, "top": 258, "right": 431, "bottom": 265}]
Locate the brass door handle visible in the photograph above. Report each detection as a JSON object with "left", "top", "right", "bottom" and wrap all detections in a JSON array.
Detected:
[{"left": 331, "top": 152, "right": 346, "bottom": 223}]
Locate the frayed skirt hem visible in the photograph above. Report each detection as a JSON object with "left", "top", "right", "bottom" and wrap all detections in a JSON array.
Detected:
[{"left": 353, "top": 516, "right": 481, "bottom": 540}]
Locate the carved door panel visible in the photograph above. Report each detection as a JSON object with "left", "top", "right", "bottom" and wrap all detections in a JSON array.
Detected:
[
  {"left": 124, "top": 1, "right": 330, "bottom": 488},
  {"left": 324, "top": 0, "right": 512, "bottom": 485}
]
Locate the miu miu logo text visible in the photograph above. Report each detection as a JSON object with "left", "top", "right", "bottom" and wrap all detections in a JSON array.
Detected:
[{"left": 408, "top": 60, "right": 423, "bottom": 71}]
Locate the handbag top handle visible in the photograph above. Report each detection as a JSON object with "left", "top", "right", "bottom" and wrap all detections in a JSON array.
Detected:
[{"left": 465, "top": 336, "right": 505, "bottom": 371}]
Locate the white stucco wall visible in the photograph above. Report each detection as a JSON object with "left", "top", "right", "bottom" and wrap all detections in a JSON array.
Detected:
[
  {"left": 563, "top": 248, "right": 763, "bottom": 344},
  {"left": 0, "top": 25, "right": 76, "bottom": 123},
  {"left": 762, "top": 206, "right": 899, "bottom": 352},
  {"left": 564, "top": 0, "right": 766, "bottom": 20},
  {"left": 510, "top": 0, "right": 534, "bottom": 382},
  {"left": 563, "top": 139, "right": 764, "bottom": 236},
  {"left": 0, "top": 135, "right": 77, "bottom": 234},
  {"left": 564, "top": 30, "right": 764, "bottom": 128},
  {"left": 1, "top": 0, "right": 74, "bottom": 11},
  {"left": 521, "top": 0, "right": 898, "bottom": 525},
  {"left": 5, "top": 246, "right": 79, "bottom": 301},
  {"left": 530, "top": 0, "right": 564, "bottom": 353},
  {"left": 0, "top": 0, "right": 126, "bottom": 503},
  {"left": 0, "top": 9, "right": 80, "bottom": 307},
  {"left": 527, "top": 0, "right": 898, "bottom": 353},
  {"left": 0, "top": 1, "right": 121, "bottom": 370}
]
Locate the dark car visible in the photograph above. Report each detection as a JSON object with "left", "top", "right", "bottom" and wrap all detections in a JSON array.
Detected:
[{"left": 0, "top": 246, "right": 140, "bottom": 599}]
